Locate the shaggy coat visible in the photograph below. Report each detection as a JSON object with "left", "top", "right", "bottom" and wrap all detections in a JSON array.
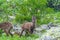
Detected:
[
  {"left": 20, "top": 16, "right": 36, "bottom": 36},
  {"left": 0, "top": 22, "right": 13, "bottom": 36}
]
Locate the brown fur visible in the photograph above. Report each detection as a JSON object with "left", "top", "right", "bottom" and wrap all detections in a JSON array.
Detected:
[
  {"left": 20, "top": 16, "right": 36, "bottom": 36},
  {"left": 0, "top": 22, "right": 13, "bottom": 36}
]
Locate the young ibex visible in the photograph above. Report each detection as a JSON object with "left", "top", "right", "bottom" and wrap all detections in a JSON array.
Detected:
[
  {"left": 0, "top": 22, "right": 13, "bottom": 36},
  {"left": 20, "top": 16, "right": 36, "bottom": 36}
]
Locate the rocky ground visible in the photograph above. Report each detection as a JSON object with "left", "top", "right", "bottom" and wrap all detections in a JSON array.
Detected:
[
  {"left": 12, "top": 22, "right": 60, "bottom": 40},
  {"left": 35, "top": 23, "right": 60, "bottom": 40}
]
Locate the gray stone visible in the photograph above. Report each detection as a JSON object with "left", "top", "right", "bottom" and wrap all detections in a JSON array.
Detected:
[{"left": 41, "top": 36, "right": 53, "bottom": 40}]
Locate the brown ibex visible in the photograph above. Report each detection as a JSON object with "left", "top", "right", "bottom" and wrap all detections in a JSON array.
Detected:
[
  {"left": 0, "top": 22, "right": 13, "bottom": 36},
  {"left": 20, "top": 16, "right": 36, "bottom": 36}
]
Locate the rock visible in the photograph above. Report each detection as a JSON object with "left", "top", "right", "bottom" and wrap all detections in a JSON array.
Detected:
[
  {"left": 48, "top": 22, "right": 58, "bottom": 28},
  {"left": 40, "top": 36, "right": 53, "bottom": 40},
  {"left": 13, "top": 24, "right": 22, "bottom": 32},
  {"left": 34, "top": 24, "right": 49, "bottom": 36},
  {"left": 35, "top": 27, "right": 42, "bottom": 31},
  {"left": 40, "top": 27, "right": 60, "bottom": 40},
  {"left": 41, "top": 24, "right": 50, "bottom": 30}
]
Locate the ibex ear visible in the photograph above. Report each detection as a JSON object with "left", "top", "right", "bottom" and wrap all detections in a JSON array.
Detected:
[{"left": 32, "top": 15, "right": 36, "bottom": 20}]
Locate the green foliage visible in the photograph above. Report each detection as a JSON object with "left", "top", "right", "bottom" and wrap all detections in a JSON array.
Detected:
[
  {"left": 0, "top": 0, "right": 60, "bottom": 25},
  {"left": 0, "top": 34, "right": 38, "bottom": 40},
  {"left": 0, "top": 0, "right": 60, "bottom": 40}
]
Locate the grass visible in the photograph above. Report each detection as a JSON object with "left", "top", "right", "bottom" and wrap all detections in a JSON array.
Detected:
[{"left": 0, "top": 33, "right": 39, "bottom": 40}]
